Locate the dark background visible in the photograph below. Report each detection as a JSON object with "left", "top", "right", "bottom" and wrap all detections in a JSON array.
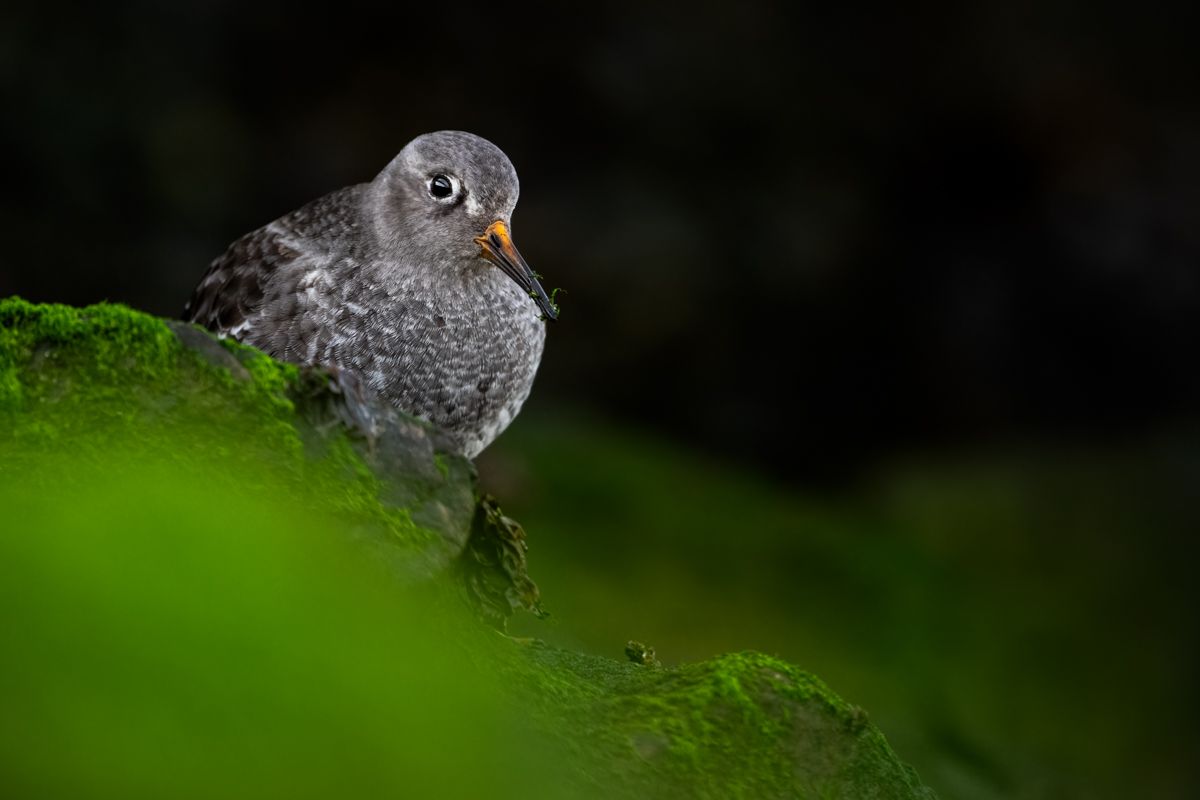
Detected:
[
  {"left": 5, "top": 0, "right": 1197, "bottom": 482},
  {"left": 3, "top": 2, "right": 1198, "bottom": 798}
]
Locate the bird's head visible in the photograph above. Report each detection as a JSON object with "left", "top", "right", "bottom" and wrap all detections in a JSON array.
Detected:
[{"left": 371, "top": 130, "right": 557, "bottom": 321}]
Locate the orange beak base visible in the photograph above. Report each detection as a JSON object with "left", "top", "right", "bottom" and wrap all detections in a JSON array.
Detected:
[{"left": 474, "top": 220, "right": 558, "bottom": 321}]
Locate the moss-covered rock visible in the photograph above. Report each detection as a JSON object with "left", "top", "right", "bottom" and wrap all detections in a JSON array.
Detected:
[
  {"left": 0, "top": 297, "right": 937, "bottom": 799},
  {"left": 0, "top": 296, "right": 475, "bottom": 576},
  {"left": 514, "top": 648, "right": 937, "bottom": 799}
]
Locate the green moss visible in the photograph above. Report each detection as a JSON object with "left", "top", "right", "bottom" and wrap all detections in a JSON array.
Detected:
[
  {"left": 1, "top": 297, "right": 178, "bottom": 410},
  {"left": 497, "top": 647, "right": 934, "bottom": 799},
  {"left": 433, "top": 452, "right": 450, "bottom": 479},
  {"left": 317, "top": 433, "right": 434, "bottom": 548},
  {"left": 0, "top": 298, "right": 936, "bottom": 799},
  {"left": 0, "top": 297, "right": 300, "bottom": 459},
  {"left": 0, "top": 297, "right": 451, "bottom": 562},
  {"left": 0, "top": 461, "right": 569, "bottom": 800}
]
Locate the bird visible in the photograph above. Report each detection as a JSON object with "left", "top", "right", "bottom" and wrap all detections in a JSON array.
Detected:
[{"left": 184, "top": 130, "right": 558, "bottom": 459}]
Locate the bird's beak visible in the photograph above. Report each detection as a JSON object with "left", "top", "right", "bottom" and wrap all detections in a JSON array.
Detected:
[{"left": 474, "top": 220, "right": 558, "bottom": 321}]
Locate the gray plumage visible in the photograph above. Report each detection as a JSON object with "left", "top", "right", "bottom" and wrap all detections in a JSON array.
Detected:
[{"left": 184, "top": 131, "right": 555, "bottom": 458}]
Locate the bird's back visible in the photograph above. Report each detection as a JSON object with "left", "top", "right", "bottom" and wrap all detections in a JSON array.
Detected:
[
  {"left": 183, "top": 181, "right": 546, "bottom": 458},
  {"left": 184, "top": 185, "right": 368, "bottom": 345}
]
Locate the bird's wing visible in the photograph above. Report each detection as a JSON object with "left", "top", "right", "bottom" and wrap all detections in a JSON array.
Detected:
[{"left": 182, "top": 185, "right": 366, "bottom": 345}]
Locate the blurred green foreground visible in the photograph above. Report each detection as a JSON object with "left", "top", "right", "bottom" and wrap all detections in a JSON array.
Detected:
[
  {"left": 0, "top": 298, "right": 935, "bottom": 799},
  {"left": 0, "top": 462, "right": 562, "bottom": 799},
  {"left": 7, "top": 296, "right": 1191, "bottom": 798}
]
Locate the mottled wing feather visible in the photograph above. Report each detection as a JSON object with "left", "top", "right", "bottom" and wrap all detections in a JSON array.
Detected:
[
  {"left": 182, "top": 186, "right": 366, "bottom": 348},
  {"left": 183, "top": 227, "right": 282, "bottom": 336}
]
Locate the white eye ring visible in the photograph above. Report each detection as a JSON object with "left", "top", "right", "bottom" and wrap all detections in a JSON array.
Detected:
[{"left": 427, "top": 173, "right": 461, "bottom": 203}]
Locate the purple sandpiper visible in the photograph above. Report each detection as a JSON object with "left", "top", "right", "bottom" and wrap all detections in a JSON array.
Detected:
[{"left": 184, "top": 131, "right": 557, "bottom": 458}]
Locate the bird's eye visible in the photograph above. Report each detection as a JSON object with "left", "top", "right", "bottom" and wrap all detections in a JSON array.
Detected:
[{"left": 428, "top": 174, "right": 455, "bottom": 200}]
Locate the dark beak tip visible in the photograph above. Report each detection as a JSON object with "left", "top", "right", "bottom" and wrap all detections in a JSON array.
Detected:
[
  {"left": 533, "top": 292, "right": 559, "bottom": 322},
  {"left": 477, "top": 220, "right": 559, "bottom": 322}
]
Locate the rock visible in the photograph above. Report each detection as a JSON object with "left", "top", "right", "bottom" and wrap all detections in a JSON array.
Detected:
[
  {"left": 0, "top": 297, "right": 475, "bottom": 578},
  {"left": 0, "top": 297, "right": 937, "bottom": 799},
  {"left": 513, "top": 648, "right": 938, "bottom": 799},
  {"left": 458, "top": 494, "right": 546, "bottom": 628}
]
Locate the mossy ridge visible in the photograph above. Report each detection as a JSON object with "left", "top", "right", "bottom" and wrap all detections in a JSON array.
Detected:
[
  {"left": 0, "top": 297, "right": 437, "bottom": 555},
  {"left": 0, "top": 298, "right": 936, "bottom": 798},
  {"left": 0, "top": 297, "right": 179, "bottom": 411},
  {"left": 0, "top": 297, "right": 299, "bottom": 457},
  {"left": 509, "top": 647, "right": 935, "bottom": 799}
]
